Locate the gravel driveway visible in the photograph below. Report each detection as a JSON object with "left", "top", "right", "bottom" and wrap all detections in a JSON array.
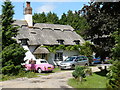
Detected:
[{"left": 0, "top": 64, "right": 111, "bottom": 89}]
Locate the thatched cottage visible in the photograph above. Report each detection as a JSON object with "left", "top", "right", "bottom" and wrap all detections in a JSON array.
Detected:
[{"left": 14, "top": 2, "right": 85, "bottom": 65}]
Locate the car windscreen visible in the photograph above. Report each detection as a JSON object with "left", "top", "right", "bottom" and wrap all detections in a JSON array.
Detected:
[
  {"left": 40, "top": 61, "right": 47, "bottom": 63},
  {"left": 65, "top": 57, "right": 76, "bottom": 61}
]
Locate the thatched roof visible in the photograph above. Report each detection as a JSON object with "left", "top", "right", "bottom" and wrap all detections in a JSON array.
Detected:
[
  {"left": 34, "top": 23, "right": 74, "bottom": 31},
  {"left": 13, "top": 20, "right": 28, "bottom": 27},
  {"left": 15, "top": 20, "right": 85, "bottom": 45},
  {"left": 33, "top": 47, "right": 50, "bottom": 54}
]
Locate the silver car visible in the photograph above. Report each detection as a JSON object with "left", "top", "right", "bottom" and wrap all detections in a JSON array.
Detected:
[{"left": 60, "top": 56, "right": 89, "bottom": 69}]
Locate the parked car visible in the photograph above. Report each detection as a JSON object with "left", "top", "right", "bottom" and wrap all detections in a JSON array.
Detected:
[
  {"left": 24, "top": 59, "right": 54, "bottom": 73},
  {"left": 104, "top": 57, "right": 112, "bottom": 64},
  {"left": 92, "top": 56, "right": 101, "bottom": 64},
  {"left": 59, "top": 55, "right": 89, "bottom": 70}
]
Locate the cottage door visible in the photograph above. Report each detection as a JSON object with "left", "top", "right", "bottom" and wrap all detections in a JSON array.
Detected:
[{"left": 40, "top": 54, "right": 48, "bottom": 60}]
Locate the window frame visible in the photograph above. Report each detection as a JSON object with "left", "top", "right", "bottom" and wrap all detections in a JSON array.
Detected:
[{"left": 54, "top": 52, "right": 63, "bottom": 61}]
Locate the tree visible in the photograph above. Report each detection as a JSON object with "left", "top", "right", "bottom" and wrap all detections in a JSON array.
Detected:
[
  {"left": 33, "top": 12, "right": 47, "bottom": 23},
  {"left": 1, "top": 1, "right": 26, "bottom": 75},
  {"left": 112, "top": 30, "right": 120, "bottom": 60},
  {"left": 2, "top": 44, "right": 26, "bottom": 75},
  {"left": 59, "top": 13, "right": 67, "bottom": 25},
  {"left": 46, "top": 12, "right": 59, "bottom": 24},
  {"left": 106, "top": 29, "right": 120, "bottom": 88},
  {"left": 79, "top": 41, "right": 93, "bottom": 57},
  {"left": 1, "top": 1, "right": 18, "bottom": 49},
  {"left": 80, "top": 2, "right": 120, "bottom": 59}
]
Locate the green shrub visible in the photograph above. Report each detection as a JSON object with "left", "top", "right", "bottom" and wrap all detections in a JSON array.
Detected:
[
  {"left": 2, "top": 44, "right": 26, "bottom": 75},
  {"left": 85, "top": 68, "right": 92, "bottom": 76},
  {"left": 72, "top": 66, "right": 86, "bottom": 82},
  {"left": 107, "top": 61, "right": 120, "bottom": 88}
]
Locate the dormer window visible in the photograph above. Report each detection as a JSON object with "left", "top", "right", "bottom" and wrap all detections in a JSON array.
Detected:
[
  {"left": 19, "top": 38, "right": 29, "bottom": 45},
  {"left": 74, "top": 40, "right": 80, "bottom": 45},
  {"left": 57, "top": 39, "right": 64, "bottom": 45},
  {"left": 42, "top": 28, "right": 52, "bottom": 30},
  {"left": 30, "top": 31, "right": 36, "bottom": 34},
  {"left": 54, "top": 29, "right": 61, "bottom": 31}
]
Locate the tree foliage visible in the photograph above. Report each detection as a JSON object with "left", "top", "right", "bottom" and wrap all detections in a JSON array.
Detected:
[
  {"left": 42, "top": 41, "right": 93, "bottom": 58},
  {"left": 107, "top": 61, "right": 120, "bottom": 88},
  {"left": 106, "top": 28, "right": 120, "bottom": 88},
  {"left": 1, "top": 1, "right": 26, "bottom": 75},
  {"left": 59, "top": 10, "right": 89, "bottom": 37},
  {"left": 112, "top": 30, "right": 120, "bottom": 60},
  {"left": 33, "top": 12, "right": 59, "bottom": 24},
  {"left": 79, "top": 41, "right": 93, "bottom": 57},
  {"left": 80, "top": 2, "right": 120, "bottom": 58},
  {"left": 1, "top": 1, "right": 18, "bottom": 49},
  {"left": 33, "top": 12, "right": 47, "bottom": 23},
  {"left": 72, "top": 66, "right": 86, "bottom": 82},
  {"left": 46, "top": 12, "right": 59, "bottom": 24}
]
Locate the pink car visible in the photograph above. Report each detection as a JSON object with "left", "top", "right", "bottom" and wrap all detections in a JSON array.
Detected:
[{"left": 24, "top": 59, "right": 54, "bottom": 73}]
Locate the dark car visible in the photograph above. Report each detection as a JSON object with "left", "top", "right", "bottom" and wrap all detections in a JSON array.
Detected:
[{"left": 93, "top": 55, "right": 101, "bottom": 64}]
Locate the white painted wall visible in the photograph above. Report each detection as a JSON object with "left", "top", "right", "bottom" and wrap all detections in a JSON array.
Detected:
[{"left": 22, "top": 45, "right": 36, "bottom": 60}]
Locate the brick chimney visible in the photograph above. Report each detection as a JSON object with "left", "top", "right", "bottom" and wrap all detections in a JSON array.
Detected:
[{"left": 24, "top": 2, "right": 33, "bottom": 27}]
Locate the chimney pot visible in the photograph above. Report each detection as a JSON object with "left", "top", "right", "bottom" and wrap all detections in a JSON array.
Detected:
[
  {"left": 24, "top": 1, "right": 33, "bottom": 27},
  {"left": 26, "top": 2, "right": 30, "bottom": 7}
]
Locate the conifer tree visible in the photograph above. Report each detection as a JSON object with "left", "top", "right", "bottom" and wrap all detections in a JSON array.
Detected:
[
  {"left": 46, "top": 12, "right": 59, "bottom": 24},
  {"left": 1, "top": 1, "right": 18, "bottom": 49},
  {"left": 1, "top": 1, "right": 26, "bottom": 75},
  {"left": 33, "top": 12, "right": 47, "bottom": 23}
]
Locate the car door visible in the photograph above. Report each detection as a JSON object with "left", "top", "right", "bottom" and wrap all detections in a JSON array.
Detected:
[
  {"left": 76, "top": 56, "right": 84, "bottom": 66},
  {"left": 82, "top": 56, "right": 88, "bottom": 65}
]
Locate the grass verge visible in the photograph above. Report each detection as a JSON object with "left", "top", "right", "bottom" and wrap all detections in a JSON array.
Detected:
[
  {"left": 68, "top": 71, "right": 107, "bottom": 88},
  {"left": 1, "top": 67, "right": 61, "bottom": 81}
]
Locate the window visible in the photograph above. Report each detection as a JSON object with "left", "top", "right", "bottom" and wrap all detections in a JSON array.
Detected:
[
  {"left": 42, "top": 28, "right": 52, "bottom": 30},
  {"left": 74, "top": 40, "right": 80, "bottom": 45},
  {"left": 63, "top": 29, "right": 71, "bottom": 31},
  {"left": 21, "top": 39, "right": 28, "bottom": 45},
  {"left": 76, "top": 56, "right": 87, "bottom": 61},
  {"left": 34, "top": 54, "right": 48, "bottom": 60},
  {"left": 55, "top": 52, "right": 63, "bottom": 61},
  {"left": 57, "top": 39, "right": 64, "bottom": 45},
  {"left": 40, "top": 61, "right": 47, "bottom": 63},
  {"left": 54, "top": 29, "right": 61, "bottom": 31},
  {"left": 65, "top": 57, "right": 76, "bottom": 62},
  {"left": 19, "top": 38, "right": 29, "bottom": 45},
  {"left": 30, "top": 31, "right": 36, "bottom": 34}
]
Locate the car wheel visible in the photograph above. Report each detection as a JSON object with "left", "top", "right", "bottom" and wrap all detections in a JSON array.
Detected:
[
  {"left": 85, "top": 63, "right": 88, "bottom": 66},
  {"left": 25, "top": 68, "right": 28, "bottom": 71},
  {"left": 37, "top": 68, "right": 42, "bottom": 73},
  {"left": 60, "top": 68, "right": 63, "bottom": 70},
  {"left": 72, "top": 64, "right": 75, "bottom": 69},
  {"left": 49, "top": 71, "right": 53, "bottom": 73}
]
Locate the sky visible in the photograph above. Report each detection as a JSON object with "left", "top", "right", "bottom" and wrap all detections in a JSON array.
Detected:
[{"left": 0, "top": 0, "right": 90, "bottom": 20}]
